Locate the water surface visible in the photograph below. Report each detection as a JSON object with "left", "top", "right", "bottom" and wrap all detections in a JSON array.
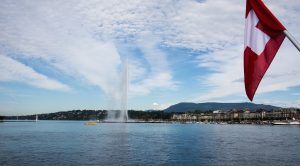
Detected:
[{"left": 0, "top": 121, "right": 299, "bottom": 166}]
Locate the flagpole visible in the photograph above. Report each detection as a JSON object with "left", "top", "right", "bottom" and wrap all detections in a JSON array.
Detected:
[{"left": 283, "top": 30, "right": 300, "bottom": 52}]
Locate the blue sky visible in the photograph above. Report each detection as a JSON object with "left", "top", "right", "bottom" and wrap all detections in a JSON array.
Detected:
[{"left": 1, "top": 0, "right": 300, "bottom": 115}]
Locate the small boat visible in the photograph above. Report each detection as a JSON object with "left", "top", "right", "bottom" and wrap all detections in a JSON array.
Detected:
[
  {"left": 84, "top": 121, "right": 98, "bottom": 125},
  {"left": 288, "top": 121, "right": 300, "bottom": 125},
  {"left": 272, "top": 121, "right": 289, "bottom": 125},
  {"left": 272, "top": 118, "right": 300, "bottom": 125}
]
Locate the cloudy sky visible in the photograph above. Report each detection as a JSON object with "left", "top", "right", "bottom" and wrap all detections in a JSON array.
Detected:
[{"left": 1, "top": 0, "right": 300, "bottom": 115}]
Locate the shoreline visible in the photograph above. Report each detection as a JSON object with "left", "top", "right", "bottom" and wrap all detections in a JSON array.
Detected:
[{"left": 2, "top": 119, "right": 300, "bottom": 126}]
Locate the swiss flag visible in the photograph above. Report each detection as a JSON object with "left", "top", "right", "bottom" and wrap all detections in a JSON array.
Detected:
[{"left": 244, "top": 0, "right": 286, "bottom": 101}]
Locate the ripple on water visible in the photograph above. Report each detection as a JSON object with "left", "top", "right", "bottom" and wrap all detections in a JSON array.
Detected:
[{"left": 0, "top": 122, "right": 300, "bottom": 166}]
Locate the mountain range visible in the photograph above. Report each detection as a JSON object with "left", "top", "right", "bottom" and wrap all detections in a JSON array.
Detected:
[{"left": 164, "top": 102, "right": 281, "bottom": 113}]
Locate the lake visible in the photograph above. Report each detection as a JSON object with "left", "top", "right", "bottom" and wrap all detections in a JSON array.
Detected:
[{"left": 0, "top": 121, "right": 300, "bottom": 166}]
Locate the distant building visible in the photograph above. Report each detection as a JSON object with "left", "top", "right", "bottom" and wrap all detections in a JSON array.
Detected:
[{"left": 171, "top": 108, "right": 300, "bottom": 122}]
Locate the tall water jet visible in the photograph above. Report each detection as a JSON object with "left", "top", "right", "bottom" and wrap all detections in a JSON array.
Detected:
[
  {"left": 120, "top": 57, "right": 129, "bottom": 122},
  {"left": 104, "top": 57, "right": 129, "bottom": 122}
]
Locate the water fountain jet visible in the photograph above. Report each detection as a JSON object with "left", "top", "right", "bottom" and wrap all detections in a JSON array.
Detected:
[
  {"left": 104, "top": 56, "right": 129, "bottom": 123},
  {"left": 120, "top": 57, "right": 129, "bottom": 122}
]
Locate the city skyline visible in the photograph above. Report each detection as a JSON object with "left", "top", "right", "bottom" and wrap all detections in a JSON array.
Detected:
[{"left": 1, "top": 0, "right": 300, "bottom": 115}]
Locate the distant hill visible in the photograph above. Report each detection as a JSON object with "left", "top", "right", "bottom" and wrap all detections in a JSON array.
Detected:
[
  {"left": 164, "top": 102, "right": 281, "bottom": 113},
  {"left": 3, "top": 110, "right": 173, "bottom": 121},
  {"left": 144, "top": 109, "right": 161, "bottom": 112},
  {"left": 4, "top": 110, "right": 107, "bottom": 121}
]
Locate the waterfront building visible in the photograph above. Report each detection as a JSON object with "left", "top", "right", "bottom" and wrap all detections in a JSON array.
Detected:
[{"left": 171, "top": 108, "right": 300, "bottom": 122}]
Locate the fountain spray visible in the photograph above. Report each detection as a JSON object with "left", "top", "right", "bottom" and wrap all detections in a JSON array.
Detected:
[{"left": 120, "top": 56, "right": 129, "bottom": 122}]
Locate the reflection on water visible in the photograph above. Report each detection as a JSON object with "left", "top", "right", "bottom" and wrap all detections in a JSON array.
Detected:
[{"left": 0, "top": 121, "right": 300, "bottom": 166}]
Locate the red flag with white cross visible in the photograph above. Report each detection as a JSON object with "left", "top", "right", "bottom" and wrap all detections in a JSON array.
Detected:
[{"left": 244, "top": 0, "right": 286, "bottom": 101}]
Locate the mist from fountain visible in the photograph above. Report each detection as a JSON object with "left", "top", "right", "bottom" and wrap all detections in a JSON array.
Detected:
[
  {"left": 119, "top": 57, "right": 129, "bottom": 122},
  {"left": 104, "top": 57, "right": 129, "bottom": 122}
]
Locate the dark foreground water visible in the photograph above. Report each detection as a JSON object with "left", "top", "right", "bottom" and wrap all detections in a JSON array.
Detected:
[{"left": 0, "top": 121, "right": 300, "bottom": 166}]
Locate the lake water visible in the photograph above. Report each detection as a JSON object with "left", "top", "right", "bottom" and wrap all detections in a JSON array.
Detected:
[{"left": 0, "top": 121, "right": 300, "bottom": 166}]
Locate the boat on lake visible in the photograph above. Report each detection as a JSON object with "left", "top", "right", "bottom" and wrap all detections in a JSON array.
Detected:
[
  {"left": 272, "top": 118, "right": 300, "bottom": 125},
  {"left": 84, "top": 120, "right": 99, "bottom": 125}
]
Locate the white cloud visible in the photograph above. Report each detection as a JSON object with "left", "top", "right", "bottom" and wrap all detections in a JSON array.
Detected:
[
  {"left": 163, "top": 0, "right": 244, "bottom": 50},
  {"left": 1, "top": 0, "right": 300, "bottom": 107},
  {"left": 194, "top": 0, "right": 300, "bottom": 102},
  {"left": 129, "top": 35, "right": 178, "bottom": 96},
  {"left": 152, "top": 102, "right": 159, "bottom": 106},
  {"left": 195, "top": 39, "right": 300, "bottom": 102},
  {"left": 0, "top": 0, "right": 178, "bottom": 99},
  {"left": 259, "top": 99, "right": 300, "bottom": 109},
  {"left": 0, "top": 54, "right": 69, "bottom": 91},
  {"left": 0, "top": 0, "right": 122, "bottom": 95},
  {"left": 151, "top": 102, "right": 171, "bottom": 110},
  {"left": 74, "top": 0, "right": 245, "bottom": 50},
  {"left": 195, "top": 45, "right": 244, "bottom": 101}
]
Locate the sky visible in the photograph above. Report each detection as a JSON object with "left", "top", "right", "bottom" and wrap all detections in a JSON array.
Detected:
[{"left": 1, "top": 0, "right": 300, "bottom": 115}]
